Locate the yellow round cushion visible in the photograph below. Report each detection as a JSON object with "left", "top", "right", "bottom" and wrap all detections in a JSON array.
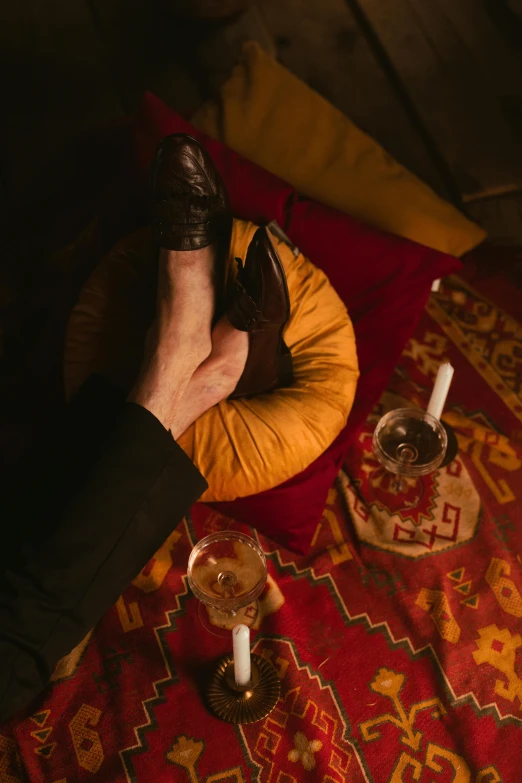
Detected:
[{"left": 65, "top": 219, "right": 359, "bottom": 501}]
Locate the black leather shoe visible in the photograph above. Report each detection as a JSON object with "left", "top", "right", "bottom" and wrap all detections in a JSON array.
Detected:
[
  {"left": 149, "top": 133, "right": 232, "bottom": 314},
  {"left": 227, "top": 226, "right": 293, "bottom": 399}
]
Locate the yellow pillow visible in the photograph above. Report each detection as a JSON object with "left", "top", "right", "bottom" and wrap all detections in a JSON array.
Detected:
[
  {"left": 64, "top": 220, "right": 359, "bottom": 502},
  {"left": 192, "top": 42, "right": 485, "bottom": 258}
]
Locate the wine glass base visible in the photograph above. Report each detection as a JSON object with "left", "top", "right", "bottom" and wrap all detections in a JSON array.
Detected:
[
  {"left": 440, "top": 421, "right": 459, "bottom": 467},
  {"left": 198, "top": 601, "right": 260, "bottom": 637},
  {"left": 369, "top": 466, "right": 425, "bottom": 512}
]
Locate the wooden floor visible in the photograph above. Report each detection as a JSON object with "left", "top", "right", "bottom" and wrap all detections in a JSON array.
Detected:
[{"left": 2, "top": 0, "right": 522, "bottom": 245}]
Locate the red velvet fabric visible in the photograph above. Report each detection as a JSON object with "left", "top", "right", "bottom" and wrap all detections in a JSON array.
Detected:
[{"left": 132, "top": 92, "right": 462, "bottom": 554}]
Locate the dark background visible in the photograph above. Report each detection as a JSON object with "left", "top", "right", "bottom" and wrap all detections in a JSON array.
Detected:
[{"left": 1, "top": 0, "right": 521, "bottom": 458}]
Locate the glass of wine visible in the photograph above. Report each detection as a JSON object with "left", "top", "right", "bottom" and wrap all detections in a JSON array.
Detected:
[
  {"left": 187, "top": 531, "right": 267, "bottom": 637},
  {"left": 372, "top": 407, "right": 448, "bottom": 510}
]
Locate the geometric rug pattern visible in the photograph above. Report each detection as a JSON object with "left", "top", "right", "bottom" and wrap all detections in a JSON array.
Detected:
[{"left": 1, "top": 275, "right": 521, "bottom": 782}]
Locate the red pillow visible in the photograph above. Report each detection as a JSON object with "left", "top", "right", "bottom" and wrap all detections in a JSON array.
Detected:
[{"left": 131, "top": 92, "right": 461, "bottom": 554}]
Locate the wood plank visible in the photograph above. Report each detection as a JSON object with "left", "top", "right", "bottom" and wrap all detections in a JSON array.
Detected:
[
  {"left": 356, "top": 0, "right": 522, "bottom": 198},
  {"left": 0, "top": 0, "right": 123, "bottom": 206},
  {"left": 194, "top": 4, "right": 277, "bottom": 94},
  {"left": 257, "top": 0, "right": 452, "bottom": 197},
  {"left": 466, "top": 191, "right": 522, "bottom": 247},
  {"left": 89, "top": 0, "right": 204, "bottom": 116},
  {"left": 89, "top": 0, "right": 276, "bottom": 115}
]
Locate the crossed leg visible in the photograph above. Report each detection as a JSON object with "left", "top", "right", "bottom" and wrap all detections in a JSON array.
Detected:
[{"left": 128, "top": 244, "right": 249, "bottom": 438}]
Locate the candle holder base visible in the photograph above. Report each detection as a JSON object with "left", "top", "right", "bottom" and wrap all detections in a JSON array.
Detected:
[{"left": 207, "top": 654, "right": 280, "bottom": 724}]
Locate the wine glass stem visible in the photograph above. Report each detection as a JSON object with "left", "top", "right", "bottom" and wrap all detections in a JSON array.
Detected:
[{"left": 394, "top": 472, "right": 406, "bottom": 493}]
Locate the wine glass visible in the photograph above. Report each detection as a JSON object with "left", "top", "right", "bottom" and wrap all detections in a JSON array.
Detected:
[
  {"left": 372, "top": 407, "right": 448, "bottom": 511},
  {"left": 187, "top": 531, "right": 267, "bottom": 637}
]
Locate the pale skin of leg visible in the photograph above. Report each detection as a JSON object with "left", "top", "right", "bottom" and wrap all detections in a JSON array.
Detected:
[{"left": 128, "top": 244, "right": 248, "bottom": 439}]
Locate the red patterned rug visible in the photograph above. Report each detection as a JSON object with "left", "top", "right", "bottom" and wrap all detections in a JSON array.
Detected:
[{"left": 1, "top": 273, "right": 521, "bottom": 782}]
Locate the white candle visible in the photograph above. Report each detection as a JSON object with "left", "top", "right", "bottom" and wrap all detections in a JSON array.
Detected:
[
  {"left": 427, "top": 362, "right": 454, "bottom": 420},
  {"left": 232, "top": 624, "right": 251, "bottom": 687}
]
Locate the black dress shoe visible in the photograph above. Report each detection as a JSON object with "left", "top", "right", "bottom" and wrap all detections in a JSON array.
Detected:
[{"left": 227, "top": 226, "right": 293, "bottom": 399}]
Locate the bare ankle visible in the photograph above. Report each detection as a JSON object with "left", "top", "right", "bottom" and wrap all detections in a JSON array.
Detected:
[
  {"left": 159, "top": 245, "right": 216, "bottom": 291},
  {"left": 156, "top": 243, "right": 216, "bottom": 348}
]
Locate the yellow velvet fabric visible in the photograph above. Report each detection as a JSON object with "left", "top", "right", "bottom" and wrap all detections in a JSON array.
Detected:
[
  {"left": 65, "top": 220, "right": 359, "bottom": 502},
  {"left": 192, "top": 42, "right": 486, "bottom": 258}
]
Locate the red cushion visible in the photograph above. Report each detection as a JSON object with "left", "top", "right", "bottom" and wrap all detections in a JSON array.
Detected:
[{"left": 132, "top": 92, "right": 461, "bottom": 554}]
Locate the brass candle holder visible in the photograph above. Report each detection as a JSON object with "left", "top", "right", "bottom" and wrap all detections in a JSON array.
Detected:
[{"left": 207, "top": 653, "right": 280, "bottom": 724}]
